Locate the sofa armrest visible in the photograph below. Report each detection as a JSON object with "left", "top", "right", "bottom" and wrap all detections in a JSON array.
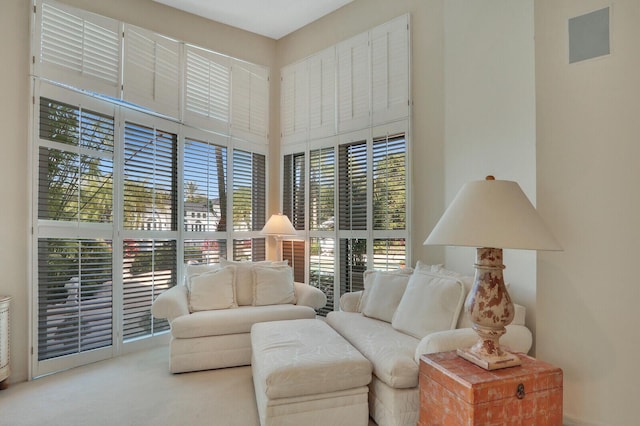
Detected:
[
  {"left": 414, "top": 324, "right": 533, "bottom": 363},
  {"left": 339, "top": 291, "right": 363, "bottom": 312},
  {"left": 151, "top": 285, "right": 190, "bottom": 322},
  {"left": 294, "top": 282, "right": 327, "bottom": 310}
]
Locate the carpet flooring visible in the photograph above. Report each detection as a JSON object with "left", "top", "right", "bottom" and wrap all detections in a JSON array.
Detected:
[{"left": 0, "top": 346, "right": 377, "bottom": 426}]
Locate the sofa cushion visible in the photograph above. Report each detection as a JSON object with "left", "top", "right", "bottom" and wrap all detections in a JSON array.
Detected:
[
  {"left": 188, "top": 266, "right": 237, "bottom": 312},
  {"left": 253, "top": 266, "right": 296, "bottom": 306},
  {"left": 358, "top": 268, "right": 414, "bottom": 313},
  {"left": 170, "top": 304, "right": 316, "bottom": 338},
  {"left": 362, "top": 272, "right": 409, "bottom": 323},
  {"left": 326, "top": 311, "right": 420, "bottom": 389},
  {"left": 391, "top": 271, "right": 465, "bottom": 340},
  {"left": 184, "top": 262, "right": 221, "bottom": 286},
  {"left": 220, "top": 259, "right": 289, "bottom": 306}
]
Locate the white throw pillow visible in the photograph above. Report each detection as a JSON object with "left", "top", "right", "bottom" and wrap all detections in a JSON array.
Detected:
[
  {"left": 220, "top": 259, "right": 289, "bottom": 305},
  {"left": 188, "top": 266, "right": 237, "bottom": 312},
  {"left": 362, "top": 272, "right": 410, "bottom": 323},
  {"left": 184, "top": 262, "right": 221, "bottom": 287},
  {"left": 253, "top": 266, "right": 296, "bottom": 306},
  {"left": 358, "top": 268, "right": 414, "bottom": 313},
  {"left": 391, "top": 270, "right": 465, "bottom": 339}
]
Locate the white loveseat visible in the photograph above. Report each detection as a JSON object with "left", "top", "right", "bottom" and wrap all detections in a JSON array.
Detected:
[
  {"left": 325, "top": 263, "right": 533, "bottom": 426},
  {"left": 151, "top": 260, "right": 327, "bottom": 373}
]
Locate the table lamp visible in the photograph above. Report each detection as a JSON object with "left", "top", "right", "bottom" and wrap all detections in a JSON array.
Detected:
[
  {"left": 424, "top": 176, "right": 561, "bottom": 370},
  {"left": 261, "top": 213, "right": 297, "bottom": 262}
]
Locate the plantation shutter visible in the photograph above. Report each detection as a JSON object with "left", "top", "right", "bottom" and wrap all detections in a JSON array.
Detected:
[
  {"left": 280, "top": 61, "right": 308, "bottom": 144},
  {"left": 339, "top": 238, "right": 367, "bottom": 294},
  {"left": 371, "top": 15, "right": 410, "bottom": 125},
  {"left": 123, "top": 122, "right": 178, "bottom": 231},
  {"left": 183, "top": 137, "right": 228, "bottom": 233},
  {"left": 309, "top": 237, "right": 335, "bottom": 315},
  {"left": 231, "top": 61, "right": 269, "bottom": 144},
  {"left": 184, "top": 46, "right": 231, "bottom": 133},
  {"left": 37, "top": 238, "right": 113, "bottom": 361},
  {"left": 308, "top": 47, "right": 336, "bottom": 139},
  {"left": 373, "top": 238, "right": 407, "bottom": 270},
  {"left": 122, "top": 239, "right": 176, "bottom": 340},
  {"left": 372, "top": 134, "right": 407, "bottom": 230},
  {"left": 283, "top": 152, "right": 305, "bottom": 230},
  {"left": 282, "top": 241, "right": 305, "bottom": 283},
  {"left": 38, "top": 97, "right": 114, "bottom": 223},
  {"left": 184, "top": 239, "right": 228, "bottom": 264},
  {"left": 37, "top": 0, "right": 121, "bottom": 97},
  {"left": 337, "top": 32, "right": 370, "bottom": 133},
  {"left": 123, "top": 24, "right": 181, "bottom": 118},
  {"left": 339, "top": 141, "right": 368, "bottom": 230},
  {"left": 309, "top": 147, "right": 335, "bottom": 230},
  {"left": 233, "top": 239, "right": 266, "bottom": 261},
  {"left": 232, "top": 149, "right": 266, "bottom": 232}
]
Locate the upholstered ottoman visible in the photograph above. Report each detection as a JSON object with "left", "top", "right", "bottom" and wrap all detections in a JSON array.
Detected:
[{"left": 251, "top": 319, "right": 372, "bottom": 426}]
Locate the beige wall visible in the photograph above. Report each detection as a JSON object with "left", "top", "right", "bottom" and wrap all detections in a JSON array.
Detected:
[
  {"left": 442, "top": 0, "right": 538, "bottom": 344},
  {"left": 536, "top": 1, "right": 640, "bottom": 424}
]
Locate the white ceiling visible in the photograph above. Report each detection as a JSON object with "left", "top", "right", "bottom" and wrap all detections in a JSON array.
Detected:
[{"left": 152, "top": 0, "right": 354, "bottom": 40}]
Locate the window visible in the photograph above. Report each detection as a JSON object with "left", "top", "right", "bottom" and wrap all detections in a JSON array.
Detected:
[
  {"left": 232, "top": 149, "right": 266, "bottom": 232},
  {"left": 32, "top": 0, "right": 270, "bottom": 376},
  {"left": 282, "top": 152, "right": 306, "bottom": 280},
  {"left": 183, "top": 137, "right": 227, "bottom": 233},
  {"left": 36, "top": 94, "right": 116, "bottom": 373},
  {"left": 123, "top": 122, "right": 178, "bottom": 231},
  {"left": 279, "top": 16, "right": 410, "bottom": 316}
]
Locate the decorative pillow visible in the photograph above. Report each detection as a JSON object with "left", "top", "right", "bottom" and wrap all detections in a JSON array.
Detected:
[
  {"left": 184, "top": 262, "right": 221, "bottom": 287},
  {"left": 391, "top": 270, "right": 465, "bottom": 339},
  {"left": 414, "top": 260, "right": 443, "bottom": 273},
  {"left": 253, "top": 266, "right": 295, "bottom": 306},
  {"left": 358, "top": 267, "right": 414, "bottom": 313},
  {"left": 362, "top": 272, "right": 410, "bottom": 323},
  {"left": 220, "top": 259, "right": 289, "bottom": 305},
  {"left": 188, "top": 266, "right": 236, "bottom": 312}
]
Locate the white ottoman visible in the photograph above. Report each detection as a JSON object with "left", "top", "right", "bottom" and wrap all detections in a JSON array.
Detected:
[{"left": 251, "top": 319, "right": 372, "bottom": 426}]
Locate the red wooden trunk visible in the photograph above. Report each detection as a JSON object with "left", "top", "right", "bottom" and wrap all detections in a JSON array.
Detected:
[{"left": 419, "top": 351, "right": 563, "bottom": 426}]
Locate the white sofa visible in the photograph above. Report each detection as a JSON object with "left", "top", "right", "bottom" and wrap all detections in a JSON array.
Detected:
[
  {"left": 151, "top": 260, "right": 327, "bottom": 373},
  {"left": 325, "top": 263, "right": 533, "bottom": 426}
]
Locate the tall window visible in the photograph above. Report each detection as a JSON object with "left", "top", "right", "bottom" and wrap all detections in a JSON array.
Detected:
[
  {"left": 32, "top": 0, "right": 270, "bottom": 376},
  {"left": 36, "top": 96, "right": 115, "bottom": 368},
  {"left": 121, "top": 120, "right": 178, "bottom": 340},
  {"left": 338, "top": 141, "right": 368, "bottom": 295}
]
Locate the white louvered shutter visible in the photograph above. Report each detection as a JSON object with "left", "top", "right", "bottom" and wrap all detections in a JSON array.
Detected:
[
  {"left": 231, "top": 61, "right": 269, "bottom": 144},
  {"left": 371, "top": 15, "right": 410, "bottom": 125},
  {"left": 280, "top": 61, "right": 308, "bottom": 144},
  {"left": 308, "top": 47, "right": 336, "bottom": 140},
  {"left": 123, "top": 25, "right": 181, "bottom": 118},
  {"left": 184, "top": 46, "right": 231, "bottom": 134},
  {"left": 37, "top": 0, "right": 121, "bottom": 97},
  {"left": 337, "top": 32, "right": 370, "bottom": 133}
]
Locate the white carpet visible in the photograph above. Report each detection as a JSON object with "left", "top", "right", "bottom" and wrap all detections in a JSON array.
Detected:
[
  {"left": 0, "top": 347, "right": 259, "bottom": 426},
  {"left": 0, "top": 346, "right": 377, "bottom": 426}
]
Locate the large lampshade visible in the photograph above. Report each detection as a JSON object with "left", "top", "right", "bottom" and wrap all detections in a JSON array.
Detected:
[
  {"left": 261, "top": 213, "right": 297, "bottom": 237},
  {"left": 424, "top": 178, "right": 561, "bottom": 251},
  {"left": 261, "top": 213, "right": 297, "bottom": 262},
  {"left": 424, "top": 176, "right": 561, "bottom": 370}
]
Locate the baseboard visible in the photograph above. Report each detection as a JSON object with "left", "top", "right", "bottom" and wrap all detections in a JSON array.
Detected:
[{"left": 563, "top": 414, "right": 607, "bottom": 426}]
